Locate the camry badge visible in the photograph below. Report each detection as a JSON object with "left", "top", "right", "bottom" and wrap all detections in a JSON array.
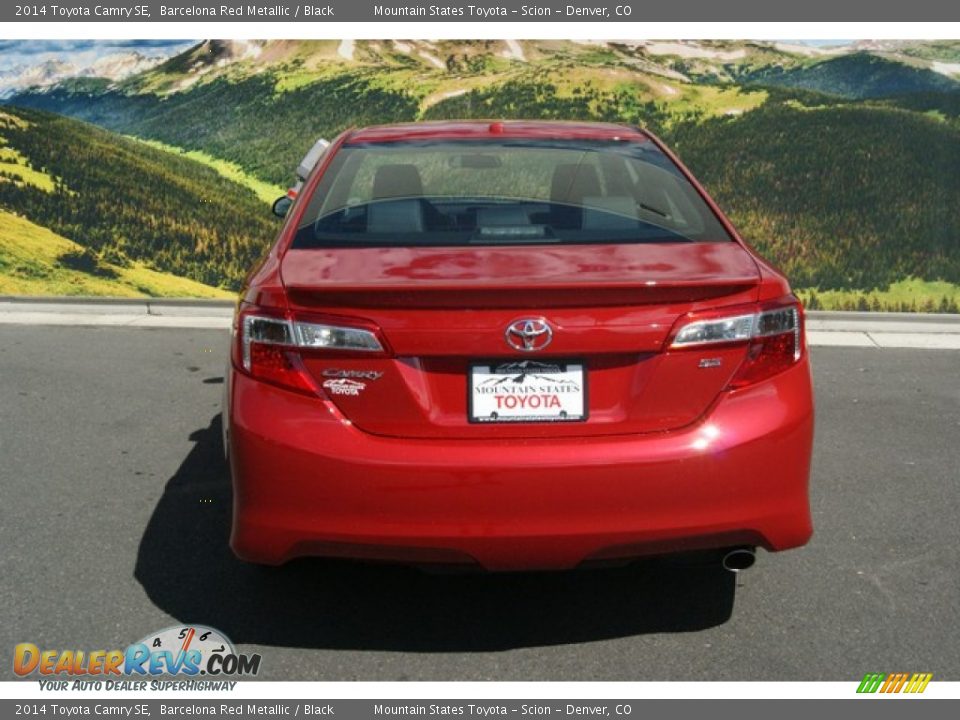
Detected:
[
  {"left": 505, "top": 318, "right": 553, "bottom": 352},
  {"left": 321, "top": 369, "right": 383, "bottom": 380}
]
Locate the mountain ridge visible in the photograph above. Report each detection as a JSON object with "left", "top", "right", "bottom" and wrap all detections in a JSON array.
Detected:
[{"left": 2, "top": 39, "right": 960, "bottom": 302}]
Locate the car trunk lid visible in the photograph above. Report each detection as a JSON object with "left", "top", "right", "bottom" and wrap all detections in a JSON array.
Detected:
[{"left": 280, "top": 242, "right": 761, "bottom": 438}]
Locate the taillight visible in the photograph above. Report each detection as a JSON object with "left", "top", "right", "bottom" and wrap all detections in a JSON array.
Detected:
[
  {"left": 669, "top": 298, "right": 803, "bottom": 389},
  {"left": 292, "top": 322, "right": 383, "bottom": 352},
  {"left": 234, "top": 310, "right": 385, "bottom": 395}
]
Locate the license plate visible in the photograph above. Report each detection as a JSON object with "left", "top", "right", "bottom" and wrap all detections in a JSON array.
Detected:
[{"left": 469, "top": 360, "right": 586, "bottom": 423}]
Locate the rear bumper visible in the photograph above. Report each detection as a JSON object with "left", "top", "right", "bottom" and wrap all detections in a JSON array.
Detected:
[{"left": 228, "top": 360, "right": 813, "bottom": 571}]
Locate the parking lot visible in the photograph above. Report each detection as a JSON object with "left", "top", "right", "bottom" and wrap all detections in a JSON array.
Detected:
[{"left": 1, "top": 323, "right": 958, "bottom": 680}]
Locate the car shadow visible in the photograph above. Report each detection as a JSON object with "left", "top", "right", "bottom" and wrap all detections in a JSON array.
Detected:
[{"left": 134, "top": 415, "right": 736, "bottom": 652}]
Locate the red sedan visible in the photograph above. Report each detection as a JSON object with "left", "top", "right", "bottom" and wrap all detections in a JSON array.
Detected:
[{"left": 225, "top": 120, "right": 813, "bottom": 572}]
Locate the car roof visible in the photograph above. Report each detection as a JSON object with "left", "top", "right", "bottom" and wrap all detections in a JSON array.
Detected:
[{"left": 347, "top": 120, "right": 650, "bottom": 144}]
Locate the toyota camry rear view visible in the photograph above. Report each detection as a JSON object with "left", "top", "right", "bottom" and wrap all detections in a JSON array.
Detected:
[{"left": 225, "top": 120, "right": 814, "bottom": 571}]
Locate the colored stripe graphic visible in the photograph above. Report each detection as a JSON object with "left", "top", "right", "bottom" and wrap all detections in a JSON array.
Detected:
[
  {"left": 857, "top": 673, "right": 886, "bottom": 693},
  {"left": 881, "top": 673, "right": 907, "bottom": 693},
  {"left": 857, "top": 672, "right": 932, "bottom": 694},
  {"left": 905, "top": 673, "right": 933, "bottom": 693}
]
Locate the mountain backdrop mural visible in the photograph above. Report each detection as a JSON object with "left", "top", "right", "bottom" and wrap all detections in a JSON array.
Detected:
[{"left": 1, "top": 39, "right": 959, "bottom": 310}]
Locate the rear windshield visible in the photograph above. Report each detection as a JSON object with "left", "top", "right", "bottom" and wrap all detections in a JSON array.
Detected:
[{"left": 290, "top": 138, "right": 732, "bottom": 248}]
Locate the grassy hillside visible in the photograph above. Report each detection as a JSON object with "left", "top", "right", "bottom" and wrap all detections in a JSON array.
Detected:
[
  {"left": 423, "top": 85, "right": 960, "bottom": 292},
  {"left": 13, "top": 73, "right": 420, "bottom": 186},
  {"left": 6, "top": 40, "right": 960, "bottom": 308},
  {"left": 9, "top": 41, "right": 771, "bottom": 186},
  {"left": 0, "top": 209, "right": 230, "bottom": 297},
  {"left": 797, "top": 278, "right": 960, "bottom": 313},
  {"left": 669, "top": 100, "right": 960, "bottom": 290},
  {"left": 127, "top": 136, "right": 285, "bottom": 204},
  {"left": 0, "top": 106, "right": 277, "bottom": 290},
  {"left": 894, "top": 40, "right": 960, "bottom": 64}
]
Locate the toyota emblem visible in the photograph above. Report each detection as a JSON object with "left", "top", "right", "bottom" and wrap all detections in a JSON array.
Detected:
[{"left": 505, "top": 318, "right": 553, "bottom": 352}]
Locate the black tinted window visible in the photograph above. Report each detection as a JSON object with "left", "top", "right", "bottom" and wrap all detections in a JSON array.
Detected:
[{"left": 291, "top": 139, "right": 732, "bottom": 248}]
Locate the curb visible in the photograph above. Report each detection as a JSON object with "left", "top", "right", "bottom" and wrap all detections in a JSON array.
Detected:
[
  {"left": 0, "top": 298, "right": 233, "bottom": 329},
  {"left": 0, "top": 296, "right": 236, "bottom": 308}
]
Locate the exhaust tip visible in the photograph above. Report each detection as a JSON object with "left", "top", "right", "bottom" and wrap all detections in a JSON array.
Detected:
[{"left": 722, "top": 547, "right": 756, "bottom": 573}]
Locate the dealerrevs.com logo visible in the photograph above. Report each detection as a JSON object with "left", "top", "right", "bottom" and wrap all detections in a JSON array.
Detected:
[{"left": 14, "top": 626, "right": 261, "bottom": 687}]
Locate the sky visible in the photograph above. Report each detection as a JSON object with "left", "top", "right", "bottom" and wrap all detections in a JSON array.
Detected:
[{"left": 0, "top": 40, "right": 198, "bottom": 72}]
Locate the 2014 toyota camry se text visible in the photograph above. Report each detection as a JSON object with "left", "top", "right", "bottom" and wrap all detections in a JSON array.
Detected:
[{"left": 224, "top": 120, "right": 814, "bottom": 572}]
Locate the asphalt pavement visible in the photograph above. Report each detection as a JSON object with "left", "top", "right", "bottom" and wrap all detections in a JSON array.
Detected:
[{"left": 1, "top": 325, "right": 958, "bottom": 681}]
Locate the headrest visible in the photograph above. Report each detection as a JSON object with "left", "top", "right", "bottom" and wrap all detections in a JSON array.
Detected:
[{"left": 372, "top": 164, "right": 423, "bottom": 200}]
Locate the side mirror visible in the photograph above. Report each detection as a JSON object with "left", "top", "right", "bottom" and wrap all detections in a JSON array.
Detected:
[{"left": 272, "top": 196, "right": 293, "bottom": 218}]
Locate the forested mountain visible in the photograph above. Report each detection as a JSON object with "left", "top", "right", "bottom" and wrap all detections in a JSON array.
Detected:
[
  {"left": 3, "top": 39, "right": 960, "bottom": 307},
  {"left": 15, "top": 73, "right": 419, "bottom": 186},
  {"left": 422, "top": 86, "right": 960, "bottom": 291},
  {"left": 670, "top": 101, "right": 960, "bottom": 289},
  {"left": 0, "top": 106, "right": 275, "bottom": 290},
  {"left": 737, "top": 53, "right": 960, "bottom": 98}
]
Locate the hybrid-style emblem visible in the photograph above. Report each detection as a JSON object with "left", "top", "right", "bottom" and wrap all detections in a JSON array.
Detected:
[{"left": 505, "top": 318, "right": 553, "bottom": 352}]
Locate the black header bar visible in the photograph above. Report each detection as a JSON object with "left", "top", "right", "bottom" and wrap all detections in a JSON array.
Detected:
[{"left": 4, "top": 1, "right": 959, "bottom": 23}]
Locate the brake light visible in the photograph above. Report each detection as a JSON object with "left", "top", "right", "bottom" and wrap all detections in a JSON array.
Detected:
[
  {"left": 669, "top": 298, "right": 803, "bottom": 389},
  {"left": 234, "top": 310, "right": 385, "bottom": 395}
]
